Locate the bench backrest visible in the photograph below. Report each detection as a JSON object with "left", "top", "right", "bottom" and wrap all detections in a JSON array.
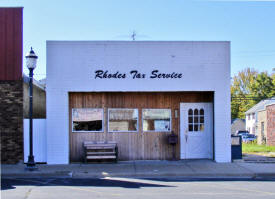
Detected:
[{"left": 83, "top": 141, "right": 117, "bottom": 148}]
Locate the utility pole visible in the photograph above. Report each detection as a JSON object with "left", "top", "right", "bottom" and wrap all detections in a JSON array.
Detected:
[{"left": 131, "top": 31, "right": 136, "bottom": 41}]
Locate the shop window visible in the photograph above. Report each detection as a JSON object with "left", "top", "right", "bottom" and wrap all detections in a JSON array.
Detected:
[
  {"left": 143, "top": 109, "right": 171, "bottom": 132},
  {"left": 108, "top": 109, "right": 138, "bottom": 132},
  {"left": 72, "top": 108, "right": 103, "bottom": 132},
  {"left": 188, "top": 108, "right": 204, "bottom": 132}
]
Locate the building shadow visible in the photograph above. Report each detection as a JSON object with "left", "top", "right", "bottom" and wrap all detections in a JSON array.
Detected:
[
  {"left": 1, "top": 178, "right": 174, "bottom": 191},
  {"left": 142, "top": 177, "right": 275, "bottom": 182}
]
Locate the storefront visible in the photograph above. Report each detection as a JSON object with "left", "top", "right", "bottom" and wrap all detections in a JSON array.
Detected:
[{"left": 46, "top": 41, "right": 231, "bottom": 164}]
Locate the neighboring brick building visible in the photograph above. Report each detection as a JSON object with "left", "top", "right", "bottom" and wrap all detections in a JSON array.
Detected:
[
  {"left": 250, "top": 99, "right": 275, "bottom": 146},
  {"left": 0, "top": 8, "right": 23, "bottom": 164},
  {"left": 266, "top": 104, "right": 275, "bottom": 146}
]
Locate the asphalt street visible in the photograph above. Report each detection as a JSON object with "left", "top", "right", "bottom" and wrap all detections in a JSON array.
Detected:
[{"left": 2, "top": 177, "right": 275, "bottom": 199}]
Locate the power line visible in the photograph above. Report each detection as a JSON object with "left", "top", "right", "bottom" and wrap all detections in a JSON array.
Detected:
[
  {"left": 231, "top": 97, "right": 260, "bottom": 101},
  {"left": 231, "top": 96, "right": 273, "bottom": 101}
]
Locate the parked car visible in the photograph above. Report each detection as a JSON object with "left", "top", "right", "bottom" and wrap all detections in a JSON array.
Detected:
[
  {"left": 242, "top": 134, "right": 257, "bottom": 143},
  {"left": 236, "top": 130, "right": 249, "bottom": 136}
]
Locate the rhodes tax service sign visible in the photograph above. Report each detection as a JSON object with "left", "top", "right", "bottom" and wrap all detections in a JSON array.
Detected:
[{"left": 94, "top": 70, "right": 183, "bottom": 79}]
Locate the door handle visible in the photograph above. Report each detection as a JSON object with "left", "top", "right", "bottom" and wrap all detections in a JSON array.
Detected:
[{"left": 184, "top": 129, "right": 188, "bottom": 142}]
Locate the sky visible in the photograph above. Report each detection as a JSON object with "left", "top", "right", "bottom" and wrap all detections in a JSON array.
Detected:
[{"left": 1, "top": 0, "right": 275, "bottom": 80}]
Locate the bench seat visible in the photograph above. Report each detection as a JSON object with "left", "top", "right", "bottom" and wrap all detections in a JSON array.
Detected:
[{"left": 86, "top": 155, "right": 117, "bottom": 159}]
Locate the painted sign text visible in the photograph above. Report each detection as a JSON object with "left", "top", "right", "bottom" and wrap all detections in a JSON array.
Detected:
[{"left": 94, "top": 70, "right": 183, "bottom": 79}]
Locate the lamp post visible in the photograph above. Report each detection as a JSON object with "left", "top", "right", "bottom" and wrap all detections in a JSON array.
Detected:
[{"left": 25, "top": 47, "right": 38, "bottom": 171}]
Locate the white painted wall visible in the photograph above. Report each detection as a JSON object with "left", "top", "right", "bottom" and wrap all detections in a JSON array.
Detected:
[
  {"left": 46, "top": 41, "right": 231, "bottom": 164},
  {"left": 24, "top": 119, "right": 47, "bottom": 163},
  {"left": 246, "top": 113, "right": 257, "bottom": 135}
]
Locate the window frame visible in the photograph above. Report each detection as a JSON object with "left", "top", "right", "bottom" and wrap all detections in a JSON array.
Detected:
[
  {"left": 261, "top": 122, "right": 264, "bottom": 134},
  {"left": 108, "top": 108, "right": 139, "bottom": 133},
  {"left": 188, "top": 108, "right": 205, "bottom": 132},
  {"left": 142, "top": 108, "right": 172, "bottom": 132},
  {"left": 72, "top": 108, "right": 104, "bottom": 133}
]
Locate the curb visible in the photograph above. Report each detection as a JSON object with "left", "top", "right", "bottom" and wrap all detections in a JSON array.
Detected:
[
  {"left": 2, "top": 172, "right": 275, "bottom": 180},
  {"left": 1, "top": 172, "right": 72, "bottom": 179}
]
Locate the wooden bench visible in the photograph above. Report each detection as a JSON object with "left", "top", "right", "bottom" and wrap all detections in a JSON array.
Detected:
[{"left": 83, "top": 141, "right": 118, "bottom": 163}]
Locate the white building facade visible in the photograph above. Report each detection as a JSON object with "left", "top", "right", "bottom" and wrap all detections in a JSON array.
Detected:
[
  {"left": 246, "top": 113, "right": 256, "bottom": 134},
  {"left": 46, "top": 41, "right": 231, "bottom": 164}
]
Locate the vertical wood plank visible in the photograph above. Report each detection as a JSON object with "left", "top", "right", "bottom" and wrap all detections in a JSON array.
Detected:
[{"left": 69, "top": 92, "right": 213, "bottom": 162}]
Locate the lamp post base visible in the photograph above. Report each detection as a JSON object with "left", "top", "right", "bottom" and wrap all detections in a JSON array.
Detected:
[
  {"left": 25, "top": 165, "right": 38, "bottom": 171},
  {"left": 25, "top": 155, "right": 38, "bottom": 171}
]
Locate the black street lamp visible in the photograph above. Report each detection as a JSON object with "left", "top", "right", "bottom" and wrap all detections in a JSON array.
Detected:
[{"left": 25, "top": 47, "right": 38, "bottom": 171}]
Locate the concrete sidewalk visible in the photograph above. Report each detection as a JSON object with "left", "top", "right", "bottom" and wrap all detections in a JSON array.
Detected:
[
  {"left": 243, "top": 153, "right": 275, "bottom": 163},
  {"left": 1, "top": 160, "right": 275, "bottom": 179}
]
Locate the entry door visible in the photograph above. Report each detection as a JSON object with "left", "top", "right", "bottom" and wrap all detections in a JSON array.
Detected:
[{"left": 180, "top": 103, "right": 213, "bottom": 159}]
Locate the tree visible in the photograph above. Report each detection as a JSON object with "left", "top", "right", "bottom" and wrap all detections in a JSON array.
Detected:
[
  {"left": 251, "top": 72, "right": 274, "bottom": 101},
  {"left": 231, "top": 68, "right": 258, "bottom": 119},
  {"left": 231, "top": 68, "right": 275, "bottom": 120},
  {"left": 231, "top": 68, "right": 258, "bottom": 95},
  {"left": 272, "top": 73, "right": 275, "bottom": 97}
]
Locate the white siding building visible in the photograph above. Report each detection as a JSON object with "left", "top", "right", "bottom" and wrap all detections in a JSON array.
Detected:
[
  {"left": 245, "top": 98, "right": 275, "bottom": 137},
  {"left": 46, "top": 41, "right": 231, "bottom": 164}
]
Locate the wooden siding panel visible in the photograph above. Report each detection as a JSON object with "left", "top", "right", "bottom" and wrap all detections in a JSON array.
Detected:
[
  {"left": 69, "top": 92, "right": 213, "bottom": 162},
  {"left": 0, "top": 8, "right": 22, "bottom": 80}
]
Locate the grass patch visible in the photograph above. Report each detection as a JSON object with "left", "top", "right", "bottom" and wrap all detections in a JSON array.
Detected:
[{"left": 242, "top": 142, "right": 275, "bottom": 153}]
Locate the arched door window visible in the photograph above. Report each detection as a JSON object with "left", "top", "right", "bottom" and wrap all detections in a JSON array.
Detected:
[
  {"left": 188, "top": 108, "right": 205, "bottom": 132},
  {"left": 188, "top": 109, "right": 193, "bottom": 131}
]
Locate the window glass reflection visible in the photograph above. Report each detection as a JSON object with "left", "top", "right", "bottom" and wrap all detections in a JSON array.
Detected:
[
  {"left": 189, "top": 124, "right": 193, "bottom": 131},
  {"left": 187, "top": 108, "right": 205, "bottom": 132},
  {"left": 143, "top": 109, "right": 171, "bottom": 132},
  {"left": 109, "top": 109, "right": 138, "bottom": 132},
  {"left": 188, "top": 116, "right": 193, "bottom": 123},
  {"left": 72, "top": 108, "right": 103, "bottom": 132}
]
